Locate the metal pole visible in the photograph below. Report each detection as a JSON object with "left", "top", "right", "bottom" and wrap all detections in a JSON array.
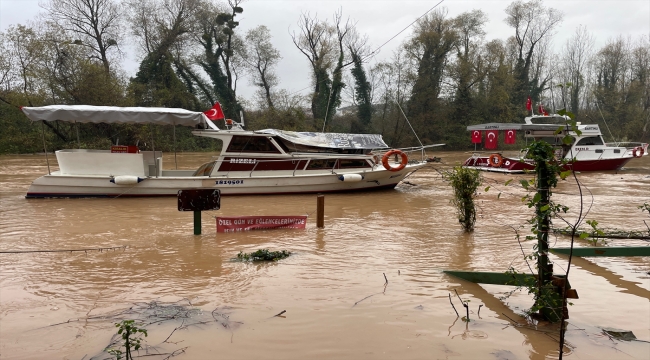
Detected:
[
  {"left": 194, "top": 210, "right": 201, "bottom": 235},
  {"left": 317, "top": 195, "right": 324, "bottom": 228},
  {"left": 173, "top": 125, "right": 177, "bottom": 170},
  {"left": 75, "top": 121, "right": 80, "bottom": 148},
  {"left": 40, "top": 121, "right": 51, "bottom": 175},
  {"left": 151, "top": 127, "right": 158, "bottom": 178}
]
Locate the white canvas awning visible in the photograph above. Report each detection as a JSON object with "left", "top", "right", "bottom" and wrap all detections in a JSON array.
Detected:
[
  {"left": 21, "top": 105, "right": 207, "bottom": 127},
  {"left": 256, "top": 129, "right": 389, "bottom": 149}
]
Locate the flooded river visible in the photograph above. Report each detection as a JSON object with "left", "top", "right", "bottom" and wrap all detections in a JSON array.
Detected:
[{"left": 0, "top": 151, "right": 649, "bottom": 359}]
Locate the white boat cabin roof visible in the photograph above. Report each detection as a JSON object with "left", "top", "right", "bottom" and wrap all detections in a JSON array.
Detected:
[
  {"left": 21, "top": 104, "right": 389, "bottom": 150},
  {"left": 467, "top": 114, "right": 603, "bottom": 137}
]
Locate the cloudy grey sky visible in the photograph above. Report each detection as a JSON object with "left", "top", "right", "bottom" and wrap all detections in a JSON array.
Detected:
[{"left": 1, "top": 0, "right": 649, "bottom": 103}]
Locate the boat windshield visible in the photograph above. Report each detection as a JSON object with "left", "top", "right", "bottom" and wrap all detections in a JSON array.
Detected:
[
  {"left": 575, "top": 136, "right": 604, "bottom": 146},
  {"left": 226, "top": 136, "right": 281, "bottom": 153}
]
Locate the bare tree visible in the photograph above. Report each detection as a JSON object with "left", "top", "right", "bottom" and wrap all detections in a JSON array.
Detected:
[
  {"left": 42, "top": 0, "right": 123, "bottom": 73},
  {"left": 291, "top": 12, "right": 336, "bottom": 122},
  {"left": 243, "top": 25, "right": 281, "bottom": 109},
  {"left": 505, "top": 0, "right": 563, "bottom": 105},
  {"left": 559, "top": 25, "right": 594, "bottom": 115}
]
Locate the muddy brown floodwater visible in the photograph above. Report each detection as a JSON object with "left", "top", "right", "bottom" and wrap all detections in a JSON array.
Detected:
[{"left": 0, "top": 151, "right": 649, "bottom": 360}]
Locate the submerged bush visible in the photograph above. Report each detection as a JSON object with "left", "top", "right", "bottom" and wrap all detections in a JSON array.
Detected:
[
  {"left": 237, "top": 249, "right": 292, "bottom": 261},
  {"left": 444, "top": 166, "right": 482, "bottom": 232}
]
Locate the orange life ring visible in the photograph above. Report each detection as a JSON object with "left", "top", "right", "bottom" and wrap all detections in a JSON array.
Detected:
[
  {"left": 633, "top": 147, "right": 645, "bottom": 158},
  {"left": 382, "top": 149, "right": 408, "bottom": 172},
  {"left": 488, "top": 153, "right": 504, "bottom": 167}
]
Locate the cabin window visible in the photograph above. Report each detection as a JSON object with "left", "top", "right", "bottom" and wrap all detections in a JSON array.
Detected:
[
  {"left": 338, "top": 159, "right": 371, "bottom": 168},
  {"left": 193, "top": 161, "right": 216, "bottom": 176},
  {"left": 575, "top": 136, "right": 604, "bottom": 146},
  {"left": 227, "top": 136, "right": 280, "bottom": 153},
  {"left": 307, "top": 159, "right": 338, "bottom": 169}
]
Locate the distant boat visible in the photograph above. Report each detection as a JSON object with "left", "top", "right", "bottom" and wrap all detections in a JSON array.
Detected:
[
  {"left": 463, "top": 114, "right": 648, "bottom": 173},
  {"left": 21, "top": 105, "right": 442, "bottom": 198}
]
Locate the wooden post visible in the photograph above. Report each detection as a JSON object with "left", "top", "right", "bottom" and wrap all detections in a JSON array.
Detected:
[
  {"left": 194, "top": 210, "right": 201, "bottom": 235},
  {"left": 317, "top": 195, "right": 324, "bottom": 228},
  {"left": 536, "top": 155, "right": 560, "bottom": 322}
]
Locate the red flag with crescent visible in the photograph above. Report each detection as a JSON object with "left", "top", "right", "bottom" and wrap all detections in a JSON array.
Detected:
[
  {"left": 485, "top": 130, "right": 498, "bottom": 150},
  {"left": 526, "top": 97, "right": 532, "bottom": 112},
  {"left": 505, "top": 129, "right": 516, "bottom": 144},
  {"left": 471, "top": 130, "right": 482, "bottom": 144},
  {"left": 538, "top": 103, "right": 549, "bottom": 116},
  {"left": 203, "top": 102, "right": 225, "bottom": 120}
]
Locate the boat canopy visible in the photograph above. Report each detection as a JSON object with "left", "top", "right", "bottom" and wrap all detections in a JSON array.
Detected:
[
  {"left": 467, "top": 123, "right": 567, "bottom": 132},
  {"left": 256, "top": 129, "right": 389, "bottom": 150},
  {"left": 21, "top": 105, "right": 207, "bottom": 127}
]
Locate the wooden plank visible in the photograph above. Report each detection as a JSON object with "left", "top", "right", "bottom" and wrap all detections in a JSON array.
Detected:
[
  {"left": 443, "top": 270, "right": 535, "bottom": 286},
  {"left": 550, "top": 247, "right": 650, "bottom": 257}
]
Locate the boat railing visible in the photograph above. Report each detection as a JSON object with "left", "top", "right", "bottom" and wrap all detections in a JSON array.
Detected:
[{"left": 605, "top": 141, "right": 647, "bottom": 149}]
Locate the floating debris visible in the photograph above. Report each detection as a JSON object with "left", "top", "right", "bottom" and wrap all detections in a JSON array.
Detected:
[{"left": 602, "top": 327, "right": 637, "bottom": 341}]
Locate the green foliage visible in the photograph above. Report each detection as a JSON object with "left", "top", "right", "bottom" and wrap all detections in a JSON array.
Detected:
[
  {"left": 245, "top": 107, "right": 310, "bottom": 132},
  {"left": 443, "top": 166, "right": 482, "bottom": 232},
  {"left": 130, "top": 51, "right": 202, "bottom": 110},
  {"left": 349, "top": 52, "right": 372, "bottom": 133},
  {"left": 107, "top": 320, "right": 148, "bottom": 360},
  {"left": 237, "top": 249, "right": 292, "bottom": 261}
]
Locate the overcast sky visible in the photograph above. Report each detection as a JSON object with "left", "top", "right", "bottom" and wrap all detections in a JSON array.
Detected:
[{"left": 1, "top": 0, "right": 649, "bottom": 103}]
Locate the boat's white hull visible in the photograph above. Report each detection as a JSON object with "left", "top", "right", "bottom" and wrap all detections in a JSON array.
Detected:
[{"left": 26, "top": 163, "right": 426, "bottom": 198}]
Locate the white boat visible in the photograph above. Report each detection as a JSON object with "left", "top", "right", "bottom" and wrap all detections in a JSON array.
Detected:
[
  {"left": 463, "top": 114, "right": 648, "bottom": 173},
  {"left": 21, "top": 105, "right": 436, "bottom": 198}
]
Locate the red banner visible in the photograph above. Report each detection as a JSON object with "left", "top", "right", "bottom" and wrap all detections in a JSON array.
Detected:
[
  {"left": 505, "top": 129, "right": 516, "bottom": 144},
  {"left": 471, "top": 130, "right": 482, "bottom": 144},
  {"left": 485, "top": 130, "right": 498, "bottom": 150},
  {"left": 526, "top": 96, "right": 532, "bottom": 112},
  {"left": 217, "top": 216, "right": 307, "bottom": 233}
]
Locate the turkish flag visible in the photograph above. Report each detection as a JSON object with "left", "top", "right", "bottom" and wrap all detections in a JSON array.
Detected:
[
  {"left": 526, "top": 97, "right": 532, "bottom": 112},
  {"left": 505, "top": 129, "right": 516, "bottom": 144},
  {"left": 203, "top": 102, "right": 225, "bottom": 120},
  {"left": 485, "top": 130, "right": 498, "bottom": 150},
  {"left": 471, "top": 130, "right": 482, "bottom": 144},
  {"left": 538, "top": 103, "right": 549, "bottom": 116}
]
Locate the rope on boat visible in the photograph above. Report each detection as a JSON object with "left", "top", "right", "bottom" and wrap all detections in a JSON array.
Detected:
[{"left": 0, "top": 245, "right": 128, "bottom": 254}]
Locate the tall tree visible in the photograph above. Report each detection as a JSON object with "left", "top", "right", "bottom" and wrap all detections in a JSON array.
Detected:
[
  {"left": 292, "top": 10, "right": 355, "bottom": 129},
  {"left": 196, "top": 0, "right": 244, "bottom": 119},
  {"left": 127, "top": 0, "right": 202, "bottom": 109},
  {"left": 343, "top": 28, "right": 371, "bottom": 133},
  {"left": 43, "top": 0, "right": 123, "bottom": 74},
  {"left": 243, "top": 25, "right": 281, "bottom": 109},
  {"left": 406, "top": 9, "right": 458, "bottom": 142},
  {"left": 291, "top": 12, "right": 335, "bottom": 124},
  {"left": 558, "top": 25, "right": 594, "bottom": 116},
  {"left": 504, "top": 0, "right": 562, "bottom": 109},
  {"left": 450, "top": 10, "right": 487, "bottom": 130}
]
